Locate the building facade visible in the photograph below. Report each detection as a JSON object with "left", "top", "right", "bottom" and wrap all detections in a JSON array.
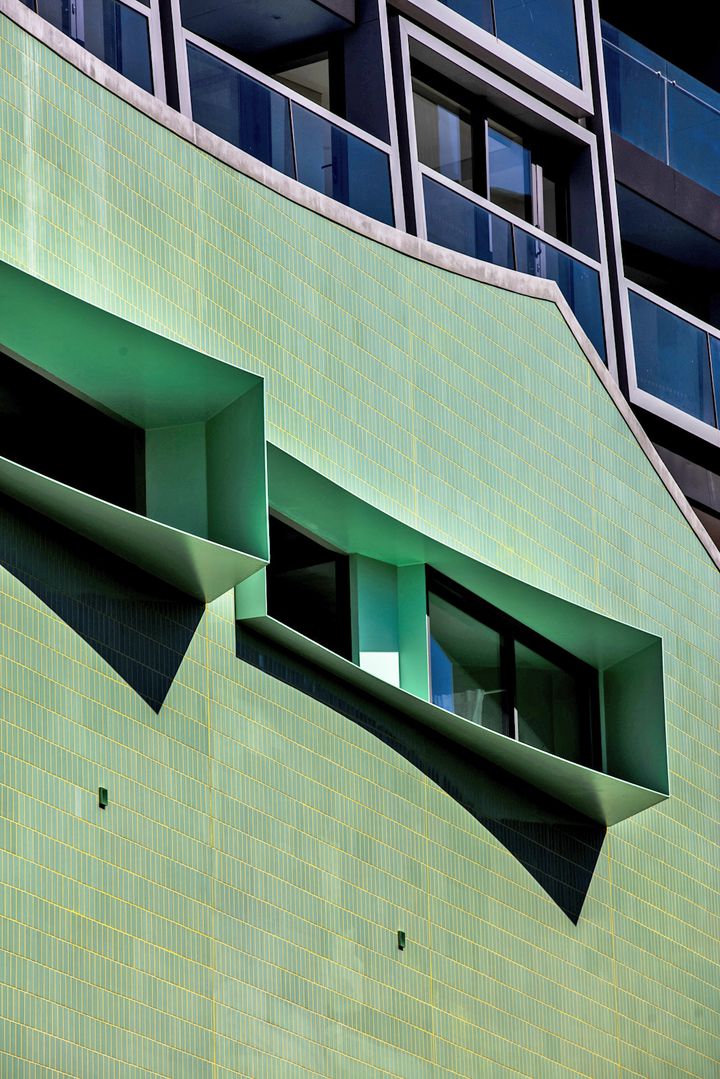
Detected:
[{"left": 0, "top": 0, "right": 719, "bottom": 1075}]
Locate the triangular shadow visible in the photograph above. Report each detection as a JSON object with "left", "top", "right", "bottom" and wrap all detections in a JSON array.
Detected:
[
  {"left": 237, "top": 626, "right": 606, "bottom": 923},
  {"left": 0, "top": 492, "right": 204, "bottom": 712}
]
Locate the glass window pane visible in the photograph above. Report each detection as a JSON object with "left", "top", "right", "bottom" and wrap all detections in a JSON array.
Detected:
[
  {"left": 710, "top": 338, "right": 720, "bottom": 428},
  {"left": 412, "top": 79, "right": 474, "bottom": 191},
  {"left": 514, "top": 230, "right": 606, "bottom": 361},
  {"left": 602, "top": 40, "right": 666, "bottom": 161},
  {"left": 187, "top": 45, "right": 295, "bottom": 178},
  {"left": 487, "top": 123, "right": 533, "bottom": 223},
  {"left": 629, "top": 291, "right": 715, "bottom": 424},
  {"left": 515, "top": 642, "right": 584, "bottom": 764},
  {"left": 266, "top": 517, "right": 351, "bottom": 659},
  {"left": 668, "top": 85, "right": 720, "bottom": 197},
  {"left": 35, "top": 0, "right": 153, "bottom": 92},
  {"left": 435, "top": 0, "right": 494, "bottom": 34},
  {"left": 423, "top": 176, "right": 514, "bottom": 268},
  {"left": 292, "top": 105, "right": 394, "bottom": 225},
  {"left": 494, "top": 0, "right": 580, "bottom": 86},
  {"left": 428, "top": 592, "right": 506, "bottom": 733}
]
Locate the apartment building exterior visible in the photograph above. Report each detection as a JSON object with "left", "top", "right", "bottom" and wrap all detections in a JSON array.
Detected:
[{"left": 0, "top": 0, "right": 719, "bottom": 1074}]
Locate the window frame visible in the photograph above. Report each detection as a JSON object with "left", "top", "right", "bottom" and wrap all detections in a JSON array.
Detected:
[{"left": 426, "top": 567, "right": 602, "bottom": 769}]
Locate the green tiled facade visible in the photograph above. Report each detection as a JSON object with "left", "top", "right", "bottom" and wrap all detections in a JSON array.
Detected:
[{"left": 0, "top": 13, "right": 719, "bottom": 1077}]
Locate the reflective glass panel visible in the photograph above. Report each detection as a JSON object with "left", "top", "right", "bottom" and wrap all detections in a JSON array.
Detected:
[
  {"left": 515, "top": 641, "right": 583, "bottom": 764},
  {"left": 668, "top": 85, "right": 720, "bottom": 197},
  {"left": 413, "top": 79, "right": 474, "bottom": 191},
  {"left": 423, "top": 177, "right": 514, "bottom": 269},
  {"left": 435, "top": 0, "right": 493, "bottom": 33},
  {"left": 494, "top": 0, "right": 580, "bottom": 86},
  {"left": 187, "top": 45, "right": 295, "bottom": 178},
  {"left": 292, "top": 105, "right": 394, "bottom": 225},
  {"left": 429, "top": 591, "right": 506, "bottom": 733},
  {"left": 35, "top": 0, "right": 152, "bottom": 92},
  {"left": 629, "top": 291, "right": 715, "bottom": 424},
  {"left": 488, "top": 123, "right": 533, "bottom": 223},
  {"left": 514, "top": 230, "right": 606, "bottom": 361},
  {"left": 710, "top": 338, "right": 720, "bottom": 427},
  {"left": 602, "top": 40, "right": 666, "bottom": 160}
]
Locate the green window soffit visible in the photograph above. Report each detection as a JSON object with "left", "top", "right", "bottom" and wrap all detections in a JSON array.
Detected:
[
  {"left": 0, "top": 261, "right": 269, "bottom": 600},
  {"left": 237, "top": 447, "right": 669, "bottom": 827}
]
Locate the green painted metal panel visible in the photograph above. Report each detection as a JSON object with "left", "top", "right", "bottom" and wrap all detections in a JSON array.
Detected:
[
  {"left": 603, "top": 642, "right": 669, "bottom": 794},
  {"left": 397, "top": 564, "right": 430, "bottom": 701},
  {"left": 206, "top": 384, "right": 269, "bottom": 559},
  {"left": 145, "top": 422, "right": 209, "bottom": 537},
  {"left": 350, "top": 555, "right": 400, "bottom": 685}
]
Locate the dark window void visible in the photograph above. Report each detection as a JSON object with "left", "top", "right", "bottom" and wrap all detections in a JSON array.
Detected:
[
  {"left": 617, "top": 186, "right": 720, "bottom": 328},
  {"left": 0, "top": 353, "right": 145, "bottom": 512},
  {"left": 266, "top": 516, "right": 351, "bottom": 659},
  {"left": 427, "top": 571, "right": 600, "bottom": 768}
]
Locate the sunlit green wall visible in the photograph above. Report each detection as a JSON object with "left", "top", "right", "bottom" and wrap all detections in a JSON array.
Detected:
[{"left": 1, "top": 14, "right": 719, "bottom": 1076}]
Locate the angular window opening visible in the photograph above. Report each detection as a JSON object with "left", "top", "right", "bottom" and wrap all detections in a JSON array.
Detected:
[
  {"left": 266, "top": 515, "right": 351, "bottom": 659},
  {"left": 427, "top": 571, "right": 600, "bottom": 767},
  {"left": 0, "top": 352, "right": 145, "bottom": 512}
]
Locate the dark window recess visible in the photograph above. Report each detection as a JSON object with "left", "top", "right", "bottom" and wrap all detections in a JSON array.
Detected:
[
  {"left": 0, "top": 353, "right": 145, "bottom": 512},
  {"left": 427, "top": 570, "right": 600, "bottom": 768},
  {"left": 266, "top": 516, "right": 351, "bottom": 659}
]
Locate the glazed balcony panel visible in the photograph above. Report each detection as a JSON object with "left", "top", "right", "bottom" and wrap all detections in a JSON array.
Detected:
[
  {"left": 629, "top": 287, "right": 718, "bottom": 430},
  {"left": 423, "top": 175, "right": 606, "bottom": 360},
  {"left": 186, "top": 39, "right": 394, "bottom": 225},
  {"left": 22, "top": 0, "right": 156, "bottom": 93},
  {"left": 603, "top": 23, "right": 720, "bottom": 197}
]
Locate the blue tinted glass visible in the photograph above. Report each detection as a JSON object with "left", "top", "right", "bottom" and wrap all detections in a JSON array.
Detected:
[
  {"left": 629, "top": 292, "right": 714, "bottom": 424},
  {"left": 435, "top": 0, "right": 493, "bottom": 33},
  {"left": 710, "top": 339, "right": 720, "bottom": 427},
  {"left": 292, "top": 106, "right": 394, "bottom": 225},
  {"left": 602, "top": 40, "right": 666, "bottom": 160},
  {"left": 668, "top": 85, "right": 720, "bottom": 197},
  {"left": 515, "top": 230, "right": 606, "bottom": 361},
  {"left": 423, "top": 177, "right": 514, "bottom": 269},
  {"left": 114, "top": 3, "right": 153, "bottom": 92},
  {"left": 36, "top": 0, "right": 152, "bottom": 92},
  {"left": 428, "top": 591, "right": 505, "bottom": 733},
  {"left": 187, "top": 46, "right": 294, "bottom": 178},
  {"left": 487, "top": 124, "right": 533, "bottom": 222},
  {"left": 494, "top": 0, "right": 580, "bottom": 86}
]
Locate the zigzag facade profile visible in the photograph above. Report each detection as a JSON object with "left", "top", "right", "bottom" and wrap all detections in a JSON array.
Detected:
[{"left": 0, "top": 0, "right": 719, "bottom": 1074}]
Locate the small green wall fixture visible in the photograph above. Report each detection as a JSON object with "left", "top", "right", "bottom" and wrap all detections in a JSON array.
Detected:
[{"left": 0, "top": 264, "right": 269, "bottom": 600}]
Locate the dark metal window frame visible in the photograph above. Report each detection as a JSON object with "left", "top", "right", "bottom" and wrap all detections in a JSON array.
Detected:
[{"left": 426, "top": 567, "right": 602, "bottom": 768}]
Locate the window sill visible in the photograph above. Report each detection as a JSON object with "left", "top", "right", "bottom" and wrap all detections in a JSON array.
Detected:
[
  {"left": 237, "top": 581, "right": 668, "bottom": 826},
  {"left": 0, "top": 455, "right": 266, "bottom": 600}
]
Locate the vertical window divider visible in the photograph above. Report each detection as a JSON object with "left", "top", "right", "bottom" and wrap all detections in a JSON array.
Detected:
[
  {"left": 501, "top": 632, "right": 517, "bottom": 739},
  {"left": 288, "top": 98, "right": 300, "bottom": 182}
]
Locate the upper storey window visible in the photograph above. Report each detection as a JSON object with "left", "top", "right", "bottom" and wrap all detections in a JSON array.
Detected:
[
  {"left": 438, "top": 0, "right": 581, "bottom": 87},
  {"left": 413, "top": 76, "right": 569, "bottom": 244}
]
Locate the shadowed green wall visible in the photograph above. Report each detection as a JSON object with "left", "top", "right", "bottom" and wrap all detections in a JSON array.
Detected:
[{"left": 0, "top": 12, "right": 719, "bottom": 1078}]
